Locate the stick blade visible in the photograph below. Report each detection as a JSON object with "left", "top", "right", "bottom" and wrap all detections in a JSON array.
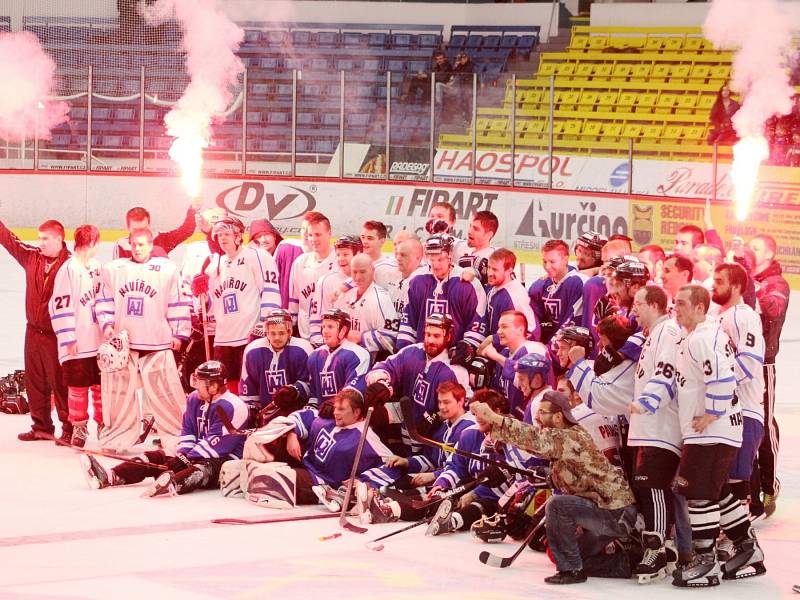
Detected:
[
  {"left": 478, "top": 550, "right": 513, "bottom": 568},
  {"left": 340, "top": 517, "right": 368, "bottom": 534}
]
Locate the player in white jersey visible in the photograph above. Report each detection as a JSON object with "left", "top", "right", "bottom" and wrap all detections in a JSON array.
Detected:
[
  {"left": 425, "top": 201, "right": 469, "bottom": 258},
  {"left": 671, "top": 285, "right": 763, "bottom": 588},
  {"left": 309, "top": 235, "right": 362, "bottom": 347},
  {"left": 711, "top": 264, "right": 766, "bottom": 522},
  {"left": 456, "top": 210, "right": 498, "bottom": 286},
  {"left": 334, "top": 253, "right": 398, "bottom": 360},
  {"left": 194, "top": 217, "right": 280, "bottom": 392},
  {"left": 49, "top": 225, "right": 104, "bottom": 448},
  {"left": 383, "top": 236, "right": 426, "bottom": 319},
  {"left": 94, "top": 228, "right": 191, "bottom": 454},
  {"left": 288, "top": 211, "right": 337, "bottom": 338},
  {"left": 360, "top": 220, "right": 396, "bottom": 288}
]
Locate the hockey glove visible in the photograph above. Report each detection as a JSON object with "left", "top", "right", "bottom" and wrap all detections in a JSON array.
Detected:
[
  {"left": 417, "top": 410, "right": 442, "bottom": 438},
  {"left": 318, "top": 399, "right": 335, "bottom": 420},
  {"left": 448, "top": 340, "right": 476, "bottom": 367},
  {"left": 364, "top": 381, "right": 392, "bottom": 407},
  {"left": 479, "top": 464, "right": 510, "bottom": 489},
  {"left": 191, "top": 273, "right": 210, "bottom": 296}
]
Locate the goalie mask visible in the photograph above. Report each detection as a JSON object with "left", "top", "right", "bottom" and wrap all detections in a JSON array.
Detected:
[{"left": 97, "top": 330, "right": 130, "bottom": 373}]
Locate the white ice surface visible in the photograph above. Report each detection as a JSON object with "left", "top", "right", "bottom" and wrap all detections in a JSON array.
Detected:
[{"left": 0, "top": 243, "right": 798, "bottom": 599}]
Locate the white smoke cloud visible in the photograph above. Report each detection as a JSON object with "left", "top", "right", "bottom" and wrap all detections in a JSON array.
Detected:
[
  {"left": 704, "top": 0, "right": 795, "bottom": 137},
  {"left": 145, "top": 0, "right": 244, "bottom": 197},
  {"left": 0, "top": 32, "right": 69, "bottom": 143}
]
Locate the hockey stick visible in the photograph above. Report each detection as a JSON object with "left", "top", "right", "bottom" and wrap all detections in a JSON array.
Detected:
[
  {"left": 49, "top": 434, "right": 169, "bottom": 470},
  {"left": 134, "top": 415, "right": 156, "bottom": 445},
  {"left": 478, "top": 502, "right": 547, "bottom": 568},
  {"left": 199, "top": 292, "right": 211, "bottom": 361},
  {"left": 216, "top": 404, "right": 257, "bottom": 436},
  {"left": 212, "top": 513, "right": 339, "bottom": 525},
  {"left": 337, "top": 406, "right": 374, "bottom": 534},
  {"left": 399, "top": 398, "right": 545, "bottom": 482},
  {"left": 365, "top": 476, "right": 491, "bottom": 551}
]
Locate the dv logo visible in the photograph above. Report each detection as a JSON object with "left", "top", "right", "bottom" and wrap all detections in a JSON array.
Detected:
[{"left": 216, "top": 182, "right": 316, "bottom": 220}]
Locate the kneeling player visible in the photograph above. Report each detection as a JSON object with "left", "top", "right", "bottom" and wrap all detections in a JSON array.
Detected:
[{"left": 79, "top": 361, "right": 249, "bottom": 497}]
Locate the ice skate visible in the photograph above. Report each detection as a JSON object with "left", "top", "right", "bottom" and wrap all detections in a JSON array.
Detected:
[
  {"left": 71, "top": 421, "right": 89, "bottom": 449},
  {"left": 426, "top": 498, "right": 455, "bottom": 536},
  {"left": 79, "top": 454, "right": 111, "bottom": 490},
  {"left": 368, "top": 492, "right": 400, "bottom": 524},
  {"left": 722, "top": 528, "right": 767, "bottom": 580},
  {"left": 635, "top": 532, "right": 668, "bottom": 584},
  {"left": 312, "top": 484, "right": 344, "bottom": 513},
  {"left": 141, "top": 471, "right": 177, "bottom": 498},
  {"left": 672, "top": 551, "right": 721, "bottom": 588}
]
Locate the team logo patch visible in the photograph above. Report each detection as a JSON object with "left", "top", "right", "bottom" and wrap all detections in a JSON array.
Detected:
[
  {"left": 126, "top": 296, "right": 144, "bottom": 317},
  {"left": 320, "top": 371, "right": 337, "bottom": 397},
  {"left": 425, "top": 298, "right": 449, "bottom": 318},
  {"left": 314, "top": 428, "right": 336, "bottom": 462},
  {"left": 266, "top": 369, "right": 287, "bottom": 392},
  {"left": 412, "top": 375, "right": 430, "bottom": 407},
  {"left": 223, "top": 293, "right": 239, "bottom": 314},
  {"left": 674, "top": 476, "right": 689, "bottom": 489},
  {"left": 543, "top": 297, "right": 562, "bottom": 321}
]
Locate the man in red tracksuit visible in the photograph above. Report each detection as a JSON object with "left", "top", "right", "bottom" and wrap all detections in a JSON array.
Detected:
[{"left": 0, "top": 218, "right": 72, "bottom": 443}]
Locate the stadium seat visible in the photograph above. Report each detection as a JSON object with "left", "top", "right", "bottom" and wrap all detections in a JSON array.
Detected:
[{"left": 314, "top": 31, "right": 340, "bottom": 47}]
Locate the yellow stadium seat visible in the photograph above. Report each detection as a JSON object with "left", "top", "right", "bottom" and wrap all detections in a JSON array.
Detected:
[
  {"left": 575, "top": 63, "right": 594, "bottom": 78},
  {"left": 697, "top": 95, "right": 715, "bottom": 110},
  {"left": 578, "top": 90, "right": 599, "bottom": 108},
  {"left": 601, "top": 122, "right": 624, "bottom": 137},
  {"left": 583, "top": 121, "right": 603, "bottom": 137},
  {"left": 675, "top": 95, "right": 698, "bottom": 114},
  {"left": 551, "top": 120, "right": 566, "bottom": 135},
  {"left": 556, "top": 63, "right": 576, "bottom": 76},
  {"left": 618, "top": 92, "right": 639, "bottom": 108},
  {"left": 710, "top": 65, "right": 731, "bottom": 80},
  {"left": 489, "top": 119, "right": 508, "bottom": 133},
  {"left": 670, "top": 64, "right": 691, "bottom": 80},
  {"left": 644, "top": 37, "right": 664, "bottom": 52},
  {"left": 684, "top": 37, "right": 704, "bottom": 52},
  {"left": 641, "top": 124, "right": 663, "bottom": 139},
  {"left": 539, "top": 63, "right": 557, "bottom": 77},
  {"left": 571, "top": 36, "right": 589, "bottom": 50},
  {"left": 637, "top": 93, "right": 658, "bottom": 111},
  {"left": 594, "top": 63, "right": 613, "bottom": 78},
  {"left": 556, "top": 90, "right": 581, "bottom": 106},
  {"left": 587, "top": 36, "right": 607, "bottom": 50},
  {"left": 562, "top": 120, "right": 583, "bottom": 137},
  {"left": 612, "top": 64, "right": 633, "bottom": 79},
  {"left": 656, "top": 93, "right": 678, "bottom": 113},
  {"left": 620, "top": 36, "right": 646, "bottom": 49},
  {"left": 662, "top": 37, "right": 683, "bottom": 51},
  {"left": 662, "top": 125, "right": 684, "bottom": 140},
  {"left": 515, "top": 120, "right": 529, "bottom": 133},
  {"left": 623, "top": 123, "right": 643, "bottom": 138},
  {"left": 651, "top": 64, "right": 670, "bottom": 79},
  {"left": 527, "top": 120, "right": 546, "bottom": 134},
  {"left": 684, "top": 125, "right": 705, "bottom": 139},
  {"left": 630, "top": 64, "right": 652, "bottom": 79},
  {"left": 690, "top": 64, "right": 711, "bottom": 80},
  {"left": 598, "top": 91, "right": 620, "bottom": 107}
]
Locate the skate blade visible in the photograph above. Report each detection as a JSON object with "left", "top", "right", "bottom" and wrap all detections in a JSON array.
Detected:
[
  {"left": 672, "top": 576, "right": 720, "bottom": 588},
  {"left": 78, "top": 455, "right": 101, "bottom": 490},
  {"left": 665, "top": 561, "right": 677, "bottom": 576},
  {"left": 722, "top": 563, "right": 767, "bottom": 580},
  {"left": 637, "top": 569, "right": 666, "bottom": 584}
]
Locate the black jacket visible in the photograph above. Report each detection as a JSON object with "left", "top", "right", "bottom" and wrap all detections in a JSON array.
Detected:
[
  {"left": 754, "top": 260, "right": 790, "bottom": 363},
  {"left": 0, "top": 220, "right": 71, "bottom": 333}
]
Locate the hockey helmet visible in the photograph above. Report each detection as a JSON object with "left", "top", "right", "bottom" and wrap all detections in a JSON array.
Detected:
[
  {"left": 96, "top": 330, "right": 130, "bottom": 373},
  {"left": 613, "top": 260, "right": 650, "bottom": 287},
  {"left": 575, "top": 231, "right": 608, "bottom": 260},
  {"left": 193, "top": 360, "right": 226, "bottom": 385},
  {"left": 264, "top": 309, "right": 293, "bottom": 329},
  {"left": 556, "top": 325, "right": 595, "bottom": 355},
  {"left": 515, "top": 352, "right": 552, "bottom": 378},
  {"left": 470, "top": 512, "right": 507, "bottom": 544},
  {"left": 211, "top": 216, "right": 245, "bottom": 242},
  {"left": 425, "top": 312, "right": 455, "bottom": 335},
  {"left": 321, "top": 307, "right": 352, "bottom": 330},
  {"left": 334, "top": 235, "right": 364, "bottom": 254},
  {"left": 424, "top": 234, "right": 455, "bottom": 256}
]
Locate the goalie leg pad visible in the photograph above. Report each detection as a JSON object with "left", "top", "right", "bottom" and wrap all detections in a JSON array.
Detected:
[
  {"left": 219, "top": 460, "right": 247, "bottom": 498},
  {"left": 245, "top": 461, "right": 297, "bottom": 509},
  {"left": 139, "top": 350, "right": 185, "bottom": 454},
  {"left": 99, "top": 357, "right": 141, "bottom": 452}
]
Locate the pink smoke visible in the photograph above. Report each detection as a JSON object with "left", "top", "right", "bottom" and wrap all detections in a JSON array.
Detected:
[
  {"left": 704, "top": 0, "right": 794, "bottom": 137},
  {"left": 146, "top": 0, "right": 244, "bottom": 196},
  {"left": 0, "top": 31, "right": 69, "bottom": 143}
]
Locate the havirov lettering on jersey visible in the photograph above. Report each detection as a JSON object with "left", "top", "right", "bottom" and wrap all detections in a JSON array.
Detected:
[{"left": 117, "top": 279, "right": 158, "bottom": 298}]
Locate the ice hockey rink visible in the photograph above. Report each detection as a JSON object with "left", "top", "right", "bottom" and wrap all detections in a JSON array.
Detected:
[{"left": 0, "top": 242, "right": 798, "bottom": 599}]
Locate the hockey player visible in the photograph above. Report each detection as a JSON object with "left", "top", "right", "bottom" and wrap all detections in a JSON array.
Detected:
[
  {"left": 192, "top": 217, "right": 281, "bottom": 393},
  {"left": 240, "top": 309, "right": 313, "bottom": 412},
  {"left": 79, "top": 361, "right": 249, "bottom": 497},
  {"left": 0, "top": 218, "right": 71, "bottom": 443},
  {"left": 574, "top": 230, "right": 608, "bottom": 273},
  {"left": 383, "top": 237, "right": 426, "bottom": 319},
  {"left": 638, "top": 244, "right": 666, "bottom": 285},
  {"left": 662, "top": 255, "right": 694, "bottom": 305},
  {"left": 478, "top": 311, "right": 548, "bottom": 420},
  {"left": 396, "top": 234, "right": 486, "bottom": 353},
  {"left": 307, "top": 308, "right": 370, "bottom": 413},
  {"left": 670, "top": 285, "right": 762, "bottom": 587},
  {"left": 426, "top": 389, "right": 511, "bottom": 536},
  {"left": 366, "top": 313, "right": 471, "bottom": 449},
  {"left": 360, "top": 220, "right": 396, "bottom": 287},
  {"left": 483, "top": 248, "right": 538, "bottom": 340},
  {"left": 457, "top": 210, "right": 498, "bottom": 285},
  {"left": 309, "top": 235, "right": 362, "bottom": 346},
  {"left": 471, "top": 391, "right": 637, "bottom": 585},
  {"left": 113, "top": 202, "right": 198, "bottom": 260},
  {"left": 581, "top": 239, "right": 632, "bottom": 342},
  {"left": 248, "top": 218, "right": 303, "bottom": 310},
  {"left": 288, "top": 211, "right": 337, "bottom": 338},
  {"left": 528, "top": 239, "right": 584, "bottom": 344},
  {"left": 604, "top": 259, "right": 649, "bottom": 328},
  {"left": 334, "top": 253, "right": 398, "bottom": 359},
  {"left": 712, "top": 264, "right": 765, "bottom": 518},
  {"left": 49, "top": 224, "right": 104, "bottom": 447},
  {"left": 94, "top": 228, "right": 190, "bottom": 453},
  {"left": 249, "top": 388, "right": 394, "bottom": 508}
]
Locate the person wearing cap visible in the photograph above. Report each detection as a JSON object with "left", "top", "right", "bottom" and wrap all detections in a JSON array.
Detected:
[
  {"left": 471, "top": 389, "right": 637, "bottom": 585},
  {"left": 248, "top": 218, "right": 303, "bottom": 310},
  {"left": 443, "top": 51, "right": 475, "bottom": 123}
]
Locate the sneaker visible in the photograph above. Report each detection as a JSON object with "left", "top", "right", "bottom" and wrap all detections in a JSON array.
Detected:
[
  {"left": 426, "top": 498, "right": 455, "bottom": 536},
  {"left": 71, "top": 422, "right": 89, "bottom": 449},
  {"left": 312, "top": 484, "right": 344, "bottom": 513},
  {"left": 18, "top": 429, "right": 53, "bottom": 442},
  {"left": 544, "top": 569, "right": 587, "bottom": 585},
  {"left": 722, "top": 528, "right": 767, "bottom": 580},
  {"left": 672, "top": 551, "right": 721, "bottom": 588},
  {"left": 142, "top": 471, "right": 177, "bottom": 498},
  {"left": 79, "top": 454, "right": 111, "bottom": 490}
]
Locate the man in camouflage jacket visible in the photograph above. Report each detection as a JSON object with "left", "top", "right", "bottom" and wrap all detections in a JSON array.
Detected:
[{"left": 472, "top": 390, "right": 637, "bottom": 585}]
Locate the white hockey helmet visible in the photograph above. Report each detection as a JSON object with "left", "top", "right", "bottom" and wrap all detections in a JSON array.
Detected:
[{"left": 97, "top": 330, "right": 130, "bottom": 373}]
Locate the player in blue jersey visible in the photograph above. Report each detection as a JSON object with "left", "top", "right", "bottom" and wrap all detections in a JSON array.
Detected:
[{"left": 79, "top": 361, "right": 249, "bottom": 497}]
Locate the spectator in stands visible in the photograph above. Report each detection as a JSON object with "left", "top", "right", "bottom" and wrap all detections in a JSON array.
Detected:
[
  {"left": 637, "top": 244, "right": 666, "bottom": 284},
  {"left": 403, "top": 52, "right": 452, "bottom": 106},
  {"left": 691, "top": 244, "right": 723, "bottom": 289},
  {"left": 673, "top": 224, "right": 704, "bottom": 257},
  {"left": 768, "top": 120, "right": 791, "bottom": 166},
  {"left": 706, "top": 82, "right": 740, "bottom": 146},
  {"left": 661, "top": 255, "right": 693, "bottom": 305},
  {"left": 785, "top": 130, "right": 800, "bottom": 167},
  {"left": 443, "top": 52, "right": 476, "bottom": 122}
]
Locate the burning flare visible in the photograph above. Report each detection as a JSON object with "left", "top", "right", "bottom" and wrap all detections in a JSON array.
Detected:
[{"left": 730, "top": 135, "right": 768, "bottom": 222}]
